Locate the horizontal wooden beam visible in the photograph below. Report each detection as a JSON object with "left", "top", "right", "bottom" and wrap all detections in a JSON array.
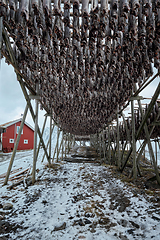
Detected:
[
  {"left": 130, "top": 96, "right": 144, "bottom": 101},
  {"left": 29, "top": 95, "right": 41, "bottom": 100},
  {"left": 150, "top": 122, "right": 160, "bottom": 126}
]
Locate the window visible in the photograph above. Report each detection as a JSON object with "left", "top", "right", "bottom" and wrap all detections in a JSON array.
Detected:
[
  {"left": 17, "top": 126, "right": 23, "bottom": 134},
  {"left": 24, "top": 139, "right": 28, "bottom": 144},
  {"left": 9, "top": 139, "right": 14, "bottom": 143}
]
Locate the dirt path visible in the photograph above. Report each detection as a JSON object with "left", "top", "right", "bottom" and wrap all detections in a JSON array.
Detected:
[{"left": 0, "top": 161, "right": 160, "bottom": 240}]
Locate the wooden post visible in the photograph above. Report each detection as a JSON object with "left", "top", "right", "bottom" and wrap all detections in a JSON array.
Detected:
[
  {"left": 108, "top": 126, "right": 111, "bottom": 165},
  {"left": 120, "top": 113, "right": 131, "bottom": 165},
  {"left": 155, "top": 139, "right": 158, "bottom": 165},
  {"left": 56, "top": 128, "right": 60, "bottom": 162},
  {"left": 99, "top": 133, "right": 102, "bottom": 159},
  {"left": 110, "top": 123, "right": 117, "bottom": 162},
  {"left": 36, "top": 114, "right": 47, "bottom": 160},
  {"left": 69, "top": 134, "right": 73, "bottom": 150},
  {"left": 49, "top": 113, "right": 52, "bottom": 163},
  {"left": 64, "top": 133, "right": 67, "bottom": 158},
  {"left": 135, "top": 88, "right": 160, "bottom": 184},
  {"left": 102, "top": 130, "right": 106, "bottom": 161},
  {"left": 68, "top": 133, "right": 72, "bottom": 153},
  {"left": 57, "top": 136, "right": 64, "bottom": 162},
  {"left": 73, "top": 135, "right": 75, "bottom": 147},
  {"left": 52, "top": 127, "right": 60, "bottom": 162},
  {"left": 131, "top": 99, "right": 137, "bottom": 179},
  {"left": 144, "top": 144, "right": 145, "bottom": 161},
  {"left": 61, "top": 131, "right": 64, "bottom": 161},
  {"left": 41, "top": 123, "right": 55, "bottom": 163},
  {"left": 4, "top": 104, "right": 29, "bottom": 185},
  {"left": 117, "top": 106, "right": 121, "bottom": 169},
  {"left": 32, "top": 83, "right": 39, "bottom": 184},
  {"left": 158, "top": 138, "right": 160, "bottom": 150}
]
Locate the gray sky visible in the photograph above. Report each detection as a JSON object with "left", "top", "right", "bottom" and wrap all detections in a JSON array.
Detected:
[
  {"left": 0, "top": 58, "right": 160, "bottom": 129},
  {"left": 0, "top": 59, "right": 47, "bottom": 128}
]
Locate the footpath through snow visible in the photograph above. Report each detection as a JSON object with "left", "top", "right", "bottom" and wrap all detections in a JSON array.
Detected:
[{"left": 0, "top": 150, "right": 160, "bottom": 240}]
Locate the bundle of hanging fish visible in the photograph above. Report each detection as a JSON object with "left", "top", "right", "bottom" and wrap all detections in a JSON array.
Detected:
[
  {"left": 0, "top": 0, "right": 160, "bottom": 135},
  {"left": 106, "top": 101, "right": 160, "bottom": 142}
]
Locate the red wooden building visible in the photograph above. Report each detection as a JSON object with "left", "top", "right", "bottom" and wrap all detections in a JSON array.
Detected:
[{"left": 0, "top": 119, "right": 34, "bottom": 153}]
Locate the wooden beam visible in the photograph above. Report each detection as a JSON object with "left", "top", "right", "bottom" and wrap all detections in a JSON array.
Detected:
[
  {"left": 136, "top": 82, "right": 160, "bottom": 141},
  {"left": 130, "top": 96, "right": 144, "bottom": 101},
  {"left": 150, "top": 122, "right": 160, "bottom": 126},
  {"left": 134, "top": 73, "right": 160, "bottom": 97},
  {"left": 136, "top": 97, "right": 160, "bottom": 185},
  {"left": 29, "top": 95, "right": 41, "bottom": 100},
  {"left": 32, "top": 83, "right": 39, "bottom": 184},
  {"left": 131, "top": 98, "right": 137, "bottom": 179},
  {"left": 4, "top": 104, "right": 29, "bottom": 185},
  {"left": 36, "top": 115, "right": 47, "bottom": 159}
]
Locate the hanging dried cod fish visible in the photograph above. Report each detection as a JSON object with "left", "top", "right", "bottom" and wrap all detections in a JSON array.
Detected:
[
  {"left": 0, "top": 0, "right": 7, "bottom": 18},
  {"left": 43, "top": 0, "right": 51, "bottom": 16},
  {"left": 43, "top": 0, "right": 52, "bottom": 28},
  {"left": 54, "top": 0, "right": 61, "bottom": 15},
  {"left": 32, "top": 0, "right": 40, "bottom": 15},
  {"left": 1, "top": 1, "right": 160, "bottom": 135},
  {"left": 21, "top": 0, "right": 30, "bottom": 21},
  {"left": 9, "top": 0, "right": 17, "bottom": 26}
]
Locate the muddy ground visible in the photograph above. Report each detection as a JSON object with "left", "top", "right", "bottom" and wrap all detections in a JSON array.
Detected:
[{"left": 0, "top": 156, "right": 160, "bottom": 240}]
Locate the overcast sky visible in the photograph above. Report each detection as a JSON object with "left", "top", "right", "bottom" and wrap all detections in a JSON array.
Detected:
[
  {"left": 0, "top": 59, "right": 48, "bottom": 129},
  {"left": 0, "top": 58, "right": 159, "bottom": 129}
]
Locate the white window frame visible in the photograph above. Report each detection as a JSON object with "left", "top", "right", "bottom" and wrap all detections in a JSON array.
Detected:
[
  {"left": 24, "top": 139, "right": 28, "bottom": 144},
  {"left": 9, "top": 139, "right": 14, "bottom": 143},
  {"left": 17, "top": 126, "right": 23, "bottom": 134}
]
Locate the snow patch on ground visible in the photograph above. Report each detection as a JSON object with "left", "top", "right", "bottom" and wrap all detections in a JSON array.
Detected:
[{"left": 0, "top": 149, "right": 160, "bottom": 240}]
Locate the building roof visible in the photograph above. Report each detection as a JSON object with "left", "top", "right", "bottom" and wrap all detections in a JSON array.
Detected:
[{"left": 0, "top": 118, "right": 34, "bottom": 132}]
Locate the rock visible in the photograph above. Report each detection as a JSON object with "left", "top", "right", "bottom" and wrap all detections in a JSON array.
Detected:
[
  {"left": 42, "top": 200, "right": 48, "bottom": 204},
  {"left": 53, "top": 222, "right": 66, "bottom": 231},
  {"left": 0, "top": 203, "right": 3, "bottom": 208},
  {"left": 73, "top": 219, "right": 85, "bottom": 226},
  {"left": 84, "top": 212, "right": 94, "bottom": 218},
  {"left": 118, "top": 219, "right": 128, "bottom": 227},
  {"left": 151, "top": 215, "right": 160, "bottom": 221},
  {"left": 99, "top": 217, "right": 110, "bottom": 225},
  {"left": 127, "top": 229, "right": 135, "bottom": 234},
  {"left": 84, "top": 219, "right": 92, "bottom": 224},
  {"left": 85, "top": 213, "right": 91, "bottom": 218},
  {"left": 119, "top": 233, "right": 129, "bottom": 240},
  {"left": 77, "top": 219, "right": 84, "bottom": 226},
  {"left": 129, "top": 220, "right": 140, "bottom": 229},
  {"left": 3, "top": 203, "right": 13, "bottom": 210},
  {"left": 68, "top": 216, "right": 74, "bottom": 219}
]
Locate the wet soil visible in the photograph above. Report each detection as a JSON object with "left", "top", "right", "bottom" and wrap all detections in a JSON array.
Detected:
[{"left": 107, "top": 155, "right": 160, "bottom": 200}]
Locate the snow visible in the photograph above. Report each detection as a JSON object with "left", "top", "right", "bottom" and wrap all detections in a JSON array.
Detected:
[{"left": 1, "top": 143, "right": 160, "bottom": 239}]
